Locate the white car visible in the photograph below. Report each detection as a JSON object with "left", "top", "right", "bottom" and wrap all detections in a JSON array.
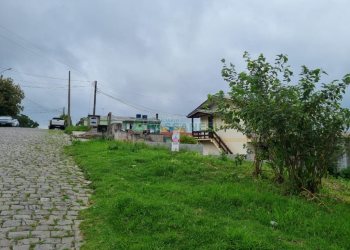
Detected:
[
  {"left": 49, "top": 117, "right": 66, "bottom": 130},
  {"left": 0, "top": 116, "right": 19, "bottom": 127}
]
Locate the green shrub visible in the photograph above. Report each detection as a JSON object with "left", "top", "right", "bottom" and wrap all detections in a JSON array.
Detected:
[
  {"left": 180, "top": 134, "right": 197, "bottom": 144},
  {"left": 339, "top": 167, "right": 350, "bottom": 179}
]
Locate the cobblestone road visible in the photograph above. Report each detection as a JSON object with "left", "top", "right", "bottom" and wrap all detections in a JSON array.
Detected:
[{"left": 0, "top": 128, "right": 90, "bottom": 250}]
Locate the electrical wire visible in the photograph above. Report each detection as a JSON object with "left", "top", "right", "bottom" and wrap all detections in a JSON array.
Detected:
[
  {"left": 0, "top": 25, "right": 88, "bottom": 78},
  {"left": 24, "top": 97, "right": 61, "bottom": 113},
  {"left": 23, "top": 110, "right": 61, "bottom": 114},
  {"left": 0, "top": 27, "right": 189, "bottom": 118},
  {"left": 97, "top": 89, "right": 153, "bottom": 113},
  {"left": 97, "top": 88, "right": 186, "bottom": 117},
  {"left": 15, "top": 79, "right": 67, "bottom": 86},
  {"left": 10, "top": 69, "right": 92, "bottom": 83},
  {"left": 20, "top": 85, "right": 88, "bottom": 89}
]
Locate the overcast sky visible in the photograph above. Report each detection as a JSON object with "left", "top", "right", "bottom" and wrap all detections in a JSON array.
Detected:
[{"left": 1, "top": 0, "right": 350, "bottom": 127}]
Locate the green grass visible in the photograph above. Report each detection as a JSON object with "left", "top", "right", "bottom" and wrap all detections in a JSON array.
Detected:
[
  {"left": 64, "top": 125, "right": 90, "bottom": 135},
  {"left": 66, "top": 140, "right": 350, "bottom": 250}
]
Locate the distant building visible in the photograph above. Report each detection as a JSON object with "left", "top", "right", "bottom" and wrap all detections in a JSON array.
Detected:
[
  {"left": 108, "top": 114, "right": 163, "bottom": 142},
  {"left": 109, "top": 114, "right": 161, "bottom": 134},
  {"left": 78, "top": 114, "right": 161, "bottom": 134}
]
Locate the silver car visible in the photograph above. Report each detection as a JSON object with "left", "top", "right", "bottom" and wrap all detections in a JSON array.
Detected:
[{"left": 0, "top": 116, "right": 19, "bottom": 127}]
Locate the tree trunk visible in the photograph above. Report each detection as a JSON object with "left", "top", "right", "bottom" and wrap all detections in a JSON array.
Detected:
[{"left": 252, "top": 157, "right": 262, "bottom": 177}]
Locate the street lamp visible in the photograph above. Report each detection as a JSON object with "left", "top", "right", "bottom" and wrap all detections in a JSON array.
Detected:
[{"left": 0, "top": 68, "right": 12, "bottom": 78}]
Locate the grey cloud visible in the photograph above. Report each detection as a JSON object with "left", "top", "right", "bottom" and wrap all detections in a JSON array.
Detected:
[{"left": 1, "top": 0, "right": 350, "bottom": 127}]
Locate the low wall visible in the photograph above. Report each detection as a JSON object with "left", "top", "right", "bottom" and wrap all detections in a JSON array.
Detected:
[
  {"left": 113, "top": 130, "right": 164, "bottom": 143},
  {"left": 145, "top": 142, "right": 203, "bottom": 154}
]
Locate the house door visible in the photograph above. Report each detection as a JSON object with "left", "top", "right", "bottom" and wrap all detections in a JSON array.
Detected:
[{"left": 208, "top": 116, "right": 213, "bottom": 130}]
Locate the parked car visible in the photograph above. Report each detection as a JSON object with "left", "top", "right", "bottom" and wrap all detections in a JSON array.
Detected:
[
  {"left": 12, "top": 118, "right": 19, "bottom": 127},
  {"left": 0, "top": 116, "right": 19, "bottom": 127},
  {"left": 49, "top": 117, "right": 66, "bottom": 130}
]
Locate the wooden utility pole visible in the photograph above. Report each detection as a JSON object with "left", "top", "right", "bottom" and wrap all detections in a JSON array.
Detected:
[
  {"left": 67, "top": 71, "right": 71, "bottom": 126},
  {"left": 93, "top": 80, "right": 97, "bottom": 115},
  {"left": 107, "top": 112, "right": 112, "bottom": 138}
]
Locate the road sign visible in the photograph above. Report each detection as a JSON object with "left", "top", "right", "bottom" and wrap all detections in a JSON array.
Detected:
[{"left": 171, "top": 130, "right": 180, "bottom": 152}]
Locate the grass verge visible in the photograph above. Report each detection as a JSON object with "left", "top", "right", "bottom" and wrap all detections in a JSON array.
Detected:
[
  {"left": 64, "top": 125, "right": 90, "bottom": 135},
  {"left": 66, "top": 140, "right": 350, "bottom": 250}
]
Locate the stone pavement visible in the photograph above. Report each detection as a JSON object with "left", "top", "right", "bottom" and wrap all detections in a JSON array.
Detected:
[{"left": 0, "top": 128, "right": 90, "bottom": 250}]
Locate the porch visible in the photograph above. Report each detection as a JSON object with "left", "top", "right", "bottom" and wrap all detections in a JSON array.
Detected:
[{"left": 191, "top": 130, "right": 232, "bottom": 154}]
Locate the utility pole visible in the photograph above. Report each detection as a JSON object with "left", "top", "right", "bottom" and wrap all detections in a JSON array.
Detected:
[
  {"left": 67, "top": 71, "right": 71, "bottom": 126},
  {"left": 63, "top": 107, "right": 65, "bottom": 116},
  {"left": 93, "top": 80, "right": 97, "bottom": 115}
]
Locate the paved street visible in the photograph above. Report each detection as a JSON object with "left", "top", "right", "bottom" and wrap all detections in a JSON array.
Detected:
[{"left": 0, "top": 128, "right": 90, "bottom": 250}]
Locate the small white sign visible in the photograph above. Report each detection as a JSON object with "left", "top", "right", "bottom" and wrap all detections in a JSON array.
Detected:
[
  {"left": 171, "top": 130, "right": 180, "bottom": 152},
  {"left": 89, "top": 116, "right": 100, "bottom": 127}
]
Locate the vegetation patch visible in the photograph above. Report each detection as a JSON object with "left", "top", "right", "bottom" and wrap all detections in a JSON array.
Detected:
[
  {"left": 179, "top": 134, "right": 197, "bottom": 144},
  {"left": 64, "top": 125, "right": 90, "bottom": 135},
  {"left": 66, "top": 140, "right": 350, "bottom": 249},
  {"left": 215, "top": 53, "right": 350, "bottom": 193}
]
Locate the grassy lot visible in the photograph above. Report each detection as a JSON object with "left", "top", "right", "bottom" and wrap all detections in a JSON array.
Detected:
[
  {"left": 66, "top": 140, "right": 350, "bottom": 250},
  {"left": 64, "top": 125, "right": 90, "bottom": 135}
]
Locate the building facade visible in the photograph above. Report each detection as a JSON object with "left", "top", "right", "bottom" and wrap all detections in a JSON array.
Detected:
[{"left": 187, "top": 98, "right": 250, "bottom": 156}]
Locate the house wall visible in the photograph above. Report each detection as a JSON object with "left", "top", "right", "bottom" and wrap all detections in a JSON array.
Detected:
[
  {"left": 199, "top": 117, "right": 209, "bottom": 130},
  {"left": 133, "top": 121, "right": 147, "bottom": 132},
  {"left": 201, "top": 140, "right": 221, "bottom": 155},
  {"left": 121, "top": 121, "right": 160, "bottom": 133},
  {"left": 214, "top": 116, "right": 248, "bottom": 155},
  {"left": 148, "top": 123, "right": 160, "bottom": 134},
  {"left": 337, "top": 140, "right": 350, "bottom": 170}
]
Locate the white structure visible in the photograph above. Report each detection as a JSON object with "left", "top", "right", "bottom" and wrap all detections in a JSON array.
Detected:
[{"left": 187, "top": 98, "right": 250, "bottom": 156}]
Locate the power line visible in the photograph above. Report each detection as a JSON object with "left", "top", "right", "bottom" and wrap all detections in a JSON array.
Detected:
[
  {"left": 13, "top": 78, "right": 88, "bottom": 88},
  {"left": 10, "top": 69, "right": 92, "bottom": 83},
  {"left": 95, "top": 81, "right": 198, "bottom": 106},
  {"left": 23, "top": 110, "right": 61, "bottom": 114},
  {"left": 24, "top": 97, "right": 61, "bottom": 113},
  {"left": 20, "top": 85, "right": 88, "bottom": 89},
  {"left": 97, "top": 88, "right": 186, "bottom": 117},
  {"left": 97, "top": 89, "right": 151, "bottom": 113},
  {"left": 0, "top": 25, "right": 88, "bottom": 77},
  {"left": 15, "top": 79, "right": 67, "bottom": 86}
]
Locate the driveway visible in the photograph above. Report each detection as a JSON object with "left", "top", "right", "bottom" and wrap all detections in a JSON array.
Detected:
[{"left": 0, "top": 128, "right": 90, "bottom": 250}]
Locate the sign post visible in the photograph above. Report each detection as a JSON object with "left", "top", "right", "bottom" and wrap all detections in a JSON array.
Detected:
[
  {"left": 88, "top": 115, "right": 100, "bottom": 128},
  {"left": 171, "top": 130, "right": 180, "bottom": 152}
]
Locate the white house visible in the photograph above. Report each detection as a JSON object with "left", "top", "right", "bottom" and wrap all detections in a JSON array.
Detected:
[{"left": 187, "top": 98, "right": 250, "bottom": 156}]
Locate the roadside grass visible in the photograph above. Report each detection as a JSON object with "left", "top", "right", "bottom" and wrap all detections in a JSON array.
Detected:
[
  {"left": 66, "top": 140, "right": 350, "bottom": 250},
  {"left": 64, "top": 125, "right": 90, "bottom": 135}
]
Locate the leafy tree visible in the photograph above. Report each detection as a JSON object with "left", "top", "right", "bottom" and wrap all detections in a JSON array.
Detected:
[
  {"left": 15, "top": 114, "right": 39, "bottom": 128},
  {"left": 0, "top": 77, "right": 25, "bottom": 116},
  {"left": 215, "top": 52, "right": 350, "bottom": 193}
]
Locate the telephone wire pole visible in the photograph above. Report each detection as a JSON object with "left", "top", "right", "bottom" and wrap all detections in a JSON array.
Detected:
[
  {"left": 67, "top": 71, "right": 71, "bottom": 126},
  {"left": 93, "top": 80, "right": 97, "bottom": 115}
]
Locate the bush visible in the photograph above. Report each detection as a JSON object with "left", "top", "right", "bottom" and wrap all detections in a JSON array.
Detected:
[
  {"left": 339, "top": 167, "right": 350, "bottom": 179},
  {"left": 180, "top": 134, "right": 197, "bottom": 144},
  {"left": 217, "top": 52, "right": 350, "bottom": 193},
  {"left": 15, "top": 114, "right": 39, "bottom": 128}
]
